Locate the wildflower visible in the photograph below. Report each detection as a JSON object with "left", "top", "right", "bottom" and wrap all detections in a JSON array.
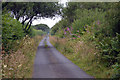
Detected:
[
  {"left": 94, "top": 53, "right": 96, "bottom": 55},
  {"left": 77, "top": 30, "right": 79, "bottom": 32},
  {"left": 87, "top": 30, "right": 89, "bottom": 33},
  {"left": 71, "top": 26, "right": 73, "bottom": 31},
  {"left": 84, "top": 26, "right": 85, "bottom": 29},
  {"left": 74, "top": 34, "right": 77, "bottom": 36},
  {"left": 66, "top": 27, "right": 72, "bottom": 34},
  {"left": 67, "top": 27, "right": 70, "bottom": 31},
  {"left": 18, "top": 64, "right": 22, "bottom": 68},
  {"left": 4, "top": 65, "right": 7, "bottom": 68},
  {"left": 64, "top": 29, "right": 66, "bottom": 34},
  {"left": 97, "top": 20, "right": 100, "bottom": 25},
  {"left": 26, "top": 35, "right": 28, "bottom": 37},
  {"left": 73, "top": 37, "right": 76, "bottom": 39},
  {"left": 70, "top": 33, "right": 72, "bottom": 35},
  {"left": 69, "top": 30, "right": 72, "bottom": 35},
  {"left": 78, "top": 36, "right": 80, "bottom": 38},
  {"left": 64, "top": 32, "right": 66, "bottom": 34},
  {"left": 9, "top": 68, "right": 13, "bottom": 70}
]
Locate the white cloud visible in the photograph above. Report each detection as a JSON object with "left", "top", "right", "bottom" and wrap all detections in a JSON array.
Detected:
[
  {"left": 32, "top": 1, "right": 68, "bottom": 28},
  {"left": 59, "top": 0, "right": 68, "bottom": 7},
  {"left": 32, "top": 16, "right": 62, "bottom": 28}
]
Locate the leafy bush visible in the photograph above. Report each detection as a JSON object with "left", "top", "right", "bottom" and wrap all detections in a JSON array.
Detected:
[
  {"left": 51, "top": 19, "right": 70, "bottom": 36},
  {"left": 111, "top": 63, "right": 120, "bottom": 78},
  {"left": 72, "top": 8, "right": 107, "bottom": 34},
  {"left": 2, "top": 13, "right": 25, "bottom": 52},
  {"left": 106, "top": 3, "right": 120, "bottom": 35},
  {"left": 96, "top": 33, "right": 120, "bottom": 66},
  {"left": 51, "top": 2, "right": 120, "bottom": 78}
]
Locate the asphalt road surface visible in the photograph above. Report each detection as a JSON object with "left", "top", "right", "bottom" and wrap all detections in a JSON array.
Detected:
[{"left": 32, "top": 36, "right": 94, "bottom": 78}]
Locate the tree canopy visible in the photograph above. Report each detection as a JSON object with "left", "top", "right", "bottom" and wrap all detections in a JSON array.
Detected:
[
  {"left": 34, "top": 24, "right": 50, "bottom": 33},
  {"left": 2, "top": 2, "right": 62, "bottom": 32}
]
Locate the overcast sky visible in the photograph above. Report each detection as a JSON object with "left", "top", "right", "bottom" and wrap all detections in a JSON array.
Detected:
[
  {"left": 32, "top": 0, "right": 68, "bottom": 28},
  {"left": 32, "top": 16, "right": 62, "bottom": 28}
]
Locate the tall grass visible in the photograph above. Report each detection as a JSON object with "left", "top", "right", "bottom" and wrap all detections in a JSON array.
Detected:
[
  {"left": 2, "top": 35, "right": 43, "bottom": 78},
  {"left": 50, "top": 36, "right": 114, "bottom": 78}
]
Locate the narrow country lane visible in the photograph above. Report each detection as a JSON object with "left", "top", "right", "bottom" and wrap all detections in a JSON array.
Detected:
[{"left": 32, "top": 36, "right": 94, "bottom": 78}]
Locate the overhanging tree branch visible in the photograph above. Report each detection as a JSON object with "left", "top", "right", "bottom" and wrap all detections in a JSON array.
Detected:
[{"left": 24, "top": 16, "right": 34, "bottom": 31}]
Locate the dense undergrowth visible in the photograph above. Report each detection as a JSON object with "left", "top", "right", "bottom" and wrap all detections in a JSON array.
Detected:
[
  {"left": 1, "top": 2, "right": 58, "bottom": 78},
  {"left": 2, "top": 13, "right": 45, "bottom": 53},
  {"left": 51, "top": 2, "right": 120, "bottom": 78},
  {"left": 50, "top": 36, "right": 113, "bottom": 78},
  {"left": 1, "top": 12, "right": 44, "bottom": 78},
  {"left": 2, "top": 36, "right": 42, "bottom": 78}
]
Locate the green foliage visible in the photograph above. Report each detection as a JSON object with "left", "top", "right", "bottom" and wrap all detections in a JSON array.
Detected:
[
  {"left": 51, "top": 26, "right": 59, "bottom": 35},
  {"left": 96, "top": 33, "right": 120, "bottom": 66},
  {"left": 2, "top": 13, "right": 25, "bottom": 52},
  {"left": 2, "top": 2, "right": 62, "bottom": 32},
  {"left": 111, "top": 63, "right": 120, "bottom": 78},
  {"left": 51, "top": 19, "right": 69, "bottom": 36},
  {"left": 72, "top": 8, "right": 107, "bottom": 34},
  {"left": 28, "top": 27, "right": 46, "bottom": 37},
  {"left": 34, "top": 24, "right": 50, "bottom": 33},
  {"left": 106, "top": 3, "right": 120, "bottom": 35},
  {"left": 51, "top": 2, "right": 120, "bottom": 78}
]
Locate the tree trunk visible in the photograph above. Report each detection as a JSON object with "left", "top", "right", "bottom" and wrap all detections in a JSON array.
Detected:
[
  {"left": 26, "top": 21, "right": 32, "bottom": 31},
  {"left": 22, "top": 17, "right": 29, "bottom": 26},
  {"left": 16, "top": 15, "right": 20, "bottom": 21},
  {"left": 25, "top": 20, "right": 30, "bottom": 31},
  {"left": 24, "top": 16, "right": 33, "bottom": 31}
]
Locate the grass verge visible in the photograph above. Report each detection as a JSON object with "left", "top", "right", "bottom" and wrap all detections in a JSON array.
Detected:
[
  {"left": 2, "top": 35, "right": 43, "bottom": 78},
  {"left": 50, "top": 36, "right": 113, "bottom": 78}
]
